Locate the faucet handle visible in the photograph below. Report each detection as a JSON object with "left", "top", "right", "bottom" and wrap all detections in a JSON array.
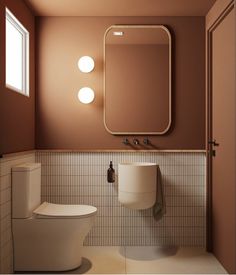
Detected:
[
  {"left": 143, "top": 138, "right": 150, "bottom": 145},
  {"left": 133, "top": 138, "right": 139, "bottom": 145},
  {"left": 122, "top": 138, "right": 130, "bottom": 145}
]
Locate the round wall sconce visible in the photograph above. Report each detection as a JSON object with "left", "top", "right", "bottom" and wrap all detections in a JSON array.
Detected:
[
  {"left": 78, "top": 56, "right": 95, "bottom": 73},
  {"left": 78, "top": 87, "right": 95, "bottom": 104}
]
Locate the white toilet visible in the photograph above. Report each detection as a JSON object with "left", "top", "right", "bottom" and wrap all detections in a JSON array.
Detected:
[{"left": 12, "top": 163, "right": 97, "bottom": 272}]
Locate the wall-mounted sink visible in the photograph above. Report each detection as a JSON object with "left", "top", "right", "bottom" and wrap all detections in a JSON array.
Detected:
[{"left": 118, "top": 162, "right": 158, "bottom": 210}]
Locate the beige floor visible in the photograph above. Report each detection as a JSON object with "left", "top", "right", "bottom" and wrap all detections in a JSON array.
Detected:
[{"left": 68, "top": 246, "right": 227, "bottom": 274}]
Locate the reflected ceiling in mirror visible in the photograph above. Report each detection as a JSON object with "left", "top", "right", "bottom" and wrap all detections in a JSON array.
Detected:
[{"left": 104, "top": 25, "right": 172, "bottom": 135}]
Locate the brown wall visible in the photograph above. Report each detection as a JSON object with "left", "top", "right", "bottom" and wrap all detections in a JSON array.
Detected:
[
  {"left": 36, "top": 16, "right": 205, "bottom": 150},
  {"left": 0, "top": 0, "right": 35, "bottom": 155}
]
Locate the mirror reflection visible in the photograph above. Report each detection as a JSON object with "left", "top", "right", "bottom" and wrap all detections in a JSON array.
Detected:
[{"left": 104, "top": 25, "right": 172, "bottom": 135}]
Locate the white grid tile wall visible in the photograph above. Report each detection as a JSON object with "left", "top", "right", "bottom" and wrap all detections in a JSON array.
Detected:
[
  {"left": 36, "top": 152, "right": 206, "bottom": 247},
  {"left": 0, "top": 152, "right": 35, "bottom": 274}
]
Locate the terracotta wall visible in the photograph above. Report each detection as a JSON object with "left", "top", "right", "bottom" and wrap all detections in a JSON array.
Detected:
[
  {"left": 36, "top": 17, "right": 205, "bottom": 150},
  {"left": 0, "top": 0, "right": 35, "bottom": 155}
]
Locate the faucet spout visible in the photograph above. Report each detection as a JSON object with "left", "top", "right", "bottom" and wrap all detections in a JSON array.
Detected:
[{"left": 133, "top": 138, "right": 139, "bottom": 145}]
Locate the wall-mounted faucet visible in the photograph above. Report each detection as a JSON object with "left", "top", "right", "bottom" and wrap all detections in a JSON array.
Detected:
[
  {"left": 133, "top": 138, "right": 139, "bottom": 145},
  {"left": 143, "top": 138, "right": 150, "bottom": 145},
  {"left": 122, "top": 138, "right": 130, "bottom": 145}
]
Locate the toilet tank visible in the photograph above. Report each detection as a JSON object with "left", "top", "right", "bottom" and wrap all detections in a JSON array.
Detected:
[{"left": 12, "top": 163, "right": 41, "bottom": 218}]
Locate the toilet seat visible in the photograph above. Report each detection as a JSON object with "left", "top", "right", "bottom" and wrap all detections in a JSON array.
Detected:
[{"left": 33, "top": 202, "right": 97, "bottom": 219}]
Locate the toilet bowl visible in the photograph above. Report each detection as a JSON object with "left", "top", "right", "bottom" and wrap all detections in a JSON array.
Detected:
[{"left": 12, "top": 163, "right": 97, "bottom": 272}]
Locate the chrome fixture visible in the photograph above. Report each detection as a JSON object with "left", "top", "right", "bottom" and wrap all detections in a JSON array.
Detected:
[
  {"left": 133, "top": 138, "right": 139, "bottom": 145},
  {"left": 122, "top": 138, "right": 129, "bottom": 145},
  {"left": 143, "top": 138, "right": 150, "bottom": 145}
]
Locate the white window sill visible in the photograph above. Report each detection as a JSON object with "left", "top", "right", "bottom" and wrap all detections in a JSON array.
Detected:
[{"left": 6, "top": 84, "right": 29, "bottom": 97}]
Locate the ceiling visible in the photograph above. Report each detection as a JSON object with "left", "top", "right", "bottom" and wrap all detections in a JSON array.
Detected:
[{"left": 24, "top": 0, "right": 216, "bottom": 16}]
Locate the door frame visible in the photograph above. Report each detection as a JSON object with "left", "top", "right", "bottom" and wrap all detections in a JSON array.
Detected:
[{"left": 206, "top": 0, "right": 235, "bottom": 252}]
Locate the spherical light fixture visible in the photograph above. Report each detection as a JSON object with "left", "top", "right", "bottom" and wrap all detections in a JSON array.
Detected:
[
  {"left": 78, "top": 56, "right": 95, "bottom": 73},
  {"left": 78, "top": 87, "right": 95, "bottom": 104}
]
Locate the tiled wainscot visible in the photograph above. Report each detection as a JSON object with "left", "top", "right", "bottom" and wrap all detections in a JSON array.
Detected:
[
  {"left": 0, "top": 151, "right": 35, "bottom": 274},
  {"left": 36, "top": 151, "right": 206, "bottom": 247},
  {"left": 0, "top": 150, "right": 206, "bottom": 273}
]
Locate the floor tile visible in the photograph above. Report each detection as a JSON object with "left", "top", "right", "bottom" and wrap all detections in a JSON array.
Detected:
[
  {"left": 22, "top": 246, "right": 227, "bottom": 274},
  {"left": 125, "top": 246, "right": 227, "bottom": 274},
  {"left": 81, "top": 246, "right": 126, "bottom": 274}
]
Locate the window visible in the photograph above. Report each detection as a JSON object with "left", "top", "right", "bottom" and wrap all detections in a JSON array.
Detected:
[{"left": 5, "top": 8, "right": 29, "bottom": 96}]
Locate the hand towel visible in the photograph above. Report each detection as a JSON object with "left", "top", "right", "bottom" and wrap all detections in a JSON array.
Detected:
[{"left": 153, "top": 166, "right": 166, "bottom": 221}]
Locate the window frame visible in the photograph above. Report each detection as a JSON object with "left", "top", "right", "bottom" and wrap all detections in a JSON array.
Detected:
[{"left": 5, "top": 7, "right": 29, "bottom": 97}]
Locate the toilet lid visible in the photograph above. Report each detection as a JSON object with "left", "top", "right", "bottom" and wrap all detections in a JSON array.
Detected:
[{"left": 33, "top": 202, "right": 97, "bottom": 218}]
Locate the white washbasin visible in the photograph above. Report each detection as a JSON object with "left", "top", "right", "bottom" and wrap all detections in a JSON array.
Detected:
[{"left": 118, "top": 162, "right": 158, "bottom": 210}]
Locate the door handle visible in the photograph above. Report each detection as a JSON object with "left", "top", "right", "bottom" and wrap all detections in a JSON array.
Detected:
[
  {"left": 208, "top": 140, "right": 219, "bottom": 146},
  {"left": 208, "top": 140, "right": 219, "bottom": 157}
]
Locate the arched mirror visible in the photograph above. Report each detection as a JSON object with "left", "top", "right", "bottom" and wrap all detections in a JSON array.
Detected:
[{"left": 104, "top": 25, "right": 172, "bottom": 135}]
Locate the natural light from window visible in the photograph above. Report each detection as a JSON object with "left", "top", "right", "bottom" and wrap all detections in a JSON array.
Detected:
[{"left": 5, "top": 8, "right": 29, "bottom": 96}]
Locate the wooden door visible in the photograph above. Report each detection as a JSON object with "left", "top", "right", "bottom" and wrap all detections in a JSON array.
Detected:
[{"left": 208, "top": 3, "right": 236, "bottom": 273}]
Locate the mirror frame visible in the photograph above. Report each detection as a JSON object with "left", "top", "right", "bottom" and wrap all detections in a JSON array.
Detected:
[{"left": 103, "top": 25, "right": 172, "bottom": 135}]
